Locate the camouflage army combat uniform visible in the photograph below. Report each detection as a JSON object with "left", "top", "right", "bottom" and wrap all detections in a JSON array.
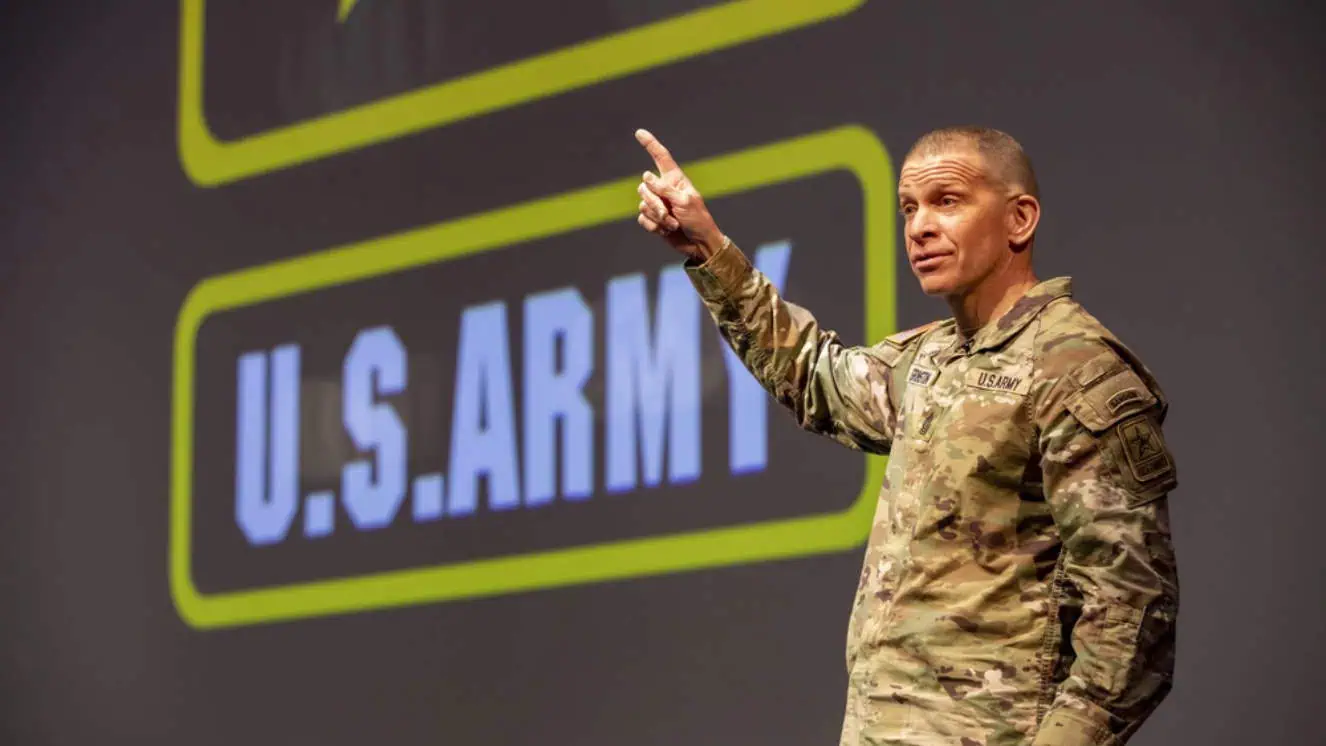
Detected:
[{"left": 685, "top": 239, "right": 1179, "bottom": 746}]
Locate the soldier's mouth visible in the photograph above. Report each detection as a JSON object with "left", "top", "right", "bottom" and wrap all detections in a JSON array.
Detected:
[{"left": 912, "top": 251, "right": 953, "bottom": 272}]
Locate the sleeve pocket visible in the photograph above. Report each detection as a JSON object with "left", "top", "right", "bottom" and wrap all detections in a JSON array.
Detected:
[{"left": 1081, "top": 602, "right": 1144, "bottom": 695}]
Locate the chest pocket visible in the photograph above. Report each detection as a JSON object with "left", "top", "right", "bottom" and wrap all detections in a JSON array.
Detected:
[{"left": 941, "top": 353, "right": 1036, "bottom": 488}]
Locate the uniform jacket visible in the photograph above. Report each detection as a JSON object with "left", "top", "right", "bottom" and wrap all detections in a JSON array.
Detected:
[{"left": 684, "top": 239, "right": 1180, "bottom": 746}]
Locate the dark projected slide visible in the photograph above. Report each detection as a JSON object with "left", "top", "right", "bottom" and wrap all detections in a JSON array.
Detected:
[
  {"left": 177, "top": 0, "right": 865, "bottom": 184},
  {"left": 171, "top": 127, "right": 897, "bottom": 629},
  {"left": 201, "top": 0, "right": 720, "bottom": 139}
]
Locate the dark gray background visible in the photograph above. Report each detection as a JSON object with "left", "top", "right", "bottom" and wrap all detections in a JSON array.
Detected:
[{"left": 1, "top": 1, "right": 1323, "bottom": 744}]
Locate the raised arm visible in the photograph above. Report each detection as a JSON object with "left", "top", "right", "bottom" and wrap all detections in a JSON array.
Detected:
[
  {"left": 691, "top": 238, "right": 917, "bottom": 453},
  {"left": 632, "top": 129, "right": 915, "bottom": 453}
]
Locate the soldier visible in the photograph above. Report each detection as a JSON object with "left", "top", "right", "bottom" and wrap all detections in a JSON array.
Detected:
[{"left": 633, "top": 125, "right": 1179, "bottom": 746}]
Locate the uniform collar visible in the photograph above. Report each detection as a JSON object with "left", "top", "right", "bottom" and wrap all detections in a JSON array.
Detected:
[{"left": 964, "top": 276, "right": 1073, "bottom": 353}]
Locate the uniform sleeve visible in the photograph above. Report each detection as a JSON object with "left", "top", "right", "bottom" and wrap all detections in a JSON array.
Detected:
[
  {"left": 683, "top": 237, "right": 906, "bottom": 455},
  {"left": 1031, "top": 348, "right": 1181, "bottom": 746}
]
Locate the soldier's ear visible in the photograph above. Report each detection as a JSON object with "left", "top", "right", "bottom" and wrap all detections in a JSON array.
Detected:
[{"left": 1007, "top": 194, "right": 1040, "bottom": 250}]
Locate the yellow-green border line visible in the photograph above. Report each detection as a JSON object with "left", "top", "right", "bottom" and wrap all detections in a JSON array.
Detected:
[
  {"left": 170, "top": 124, "right": 896, "bottom": 629},
  {"left": 177, "top": 0, "right": 867, "bottom": 186}
]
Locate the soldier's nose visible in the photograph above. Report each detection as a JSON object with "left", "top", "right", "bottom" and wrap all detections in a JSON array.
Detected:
[{"left": 907, "top": 211, "right": 939, "bottom": 244}]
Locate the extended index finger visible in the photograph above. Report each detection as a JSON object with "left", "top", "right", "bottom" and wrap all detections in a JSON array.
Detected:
[{"left": 635, "top": 128, "right": 680, "bottom": 173}]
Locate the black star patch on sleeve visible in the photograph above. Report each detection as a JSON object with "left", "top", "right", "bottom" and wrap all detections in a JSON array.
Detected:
[{"left": 1119, "top": 416, "right": 1173, "bottom": 482}]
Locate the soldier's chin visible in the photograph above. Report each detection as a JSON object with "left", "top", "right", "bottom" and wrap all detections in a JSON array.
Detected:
[{"left": 915, "top": 270, "right": 959, "bottom": 296}]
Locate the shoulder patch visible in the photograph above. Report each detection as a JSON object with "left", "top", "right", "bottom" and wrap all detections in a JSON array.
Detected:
[
  {"left": 1118, "top": 415, "right": 1174, "bottom": 484},
  {"left": 1064, "top": 349, "right": 1158, "bottom": 433},
  {"left": 883, "top": 320, "right": 943, "bottom": 349}
]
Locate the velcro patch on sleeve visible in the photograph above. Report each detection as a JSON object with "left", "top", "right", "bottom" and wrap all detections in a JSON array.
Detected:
[
  {"left": 1066, "top": 365, "right": 1158, "bottom": 433},
  {"left": 1072, "top": 348, "right": 1125, "bottom": 389},
  {"left": 1118, "top": 415, "right": 1174, "bottom": 483}
]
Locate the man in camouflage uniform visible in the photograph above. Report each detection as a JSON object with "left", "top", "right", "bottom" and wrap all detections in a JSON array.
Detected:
[{"left": 633, "top": 125, "right": 1179, "bottom": 746}]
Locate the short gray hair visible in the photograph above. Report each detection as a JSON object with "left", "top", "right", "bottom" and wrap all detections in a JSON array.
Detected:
[{"left": 905, "top": 125, "right": 1039, "bottom": 199}]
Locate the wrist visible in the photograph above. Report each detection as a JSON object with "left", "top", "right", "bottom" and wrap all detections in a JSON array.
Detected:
[{"left": 691, "top": 231, "right": 728, "bottom": 262}]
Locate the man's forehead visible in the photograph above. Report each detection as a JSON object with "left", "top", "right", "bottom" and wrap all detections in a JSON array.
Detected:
[{"left": 897, "top": 150, "right": 990, "bottom": 189}]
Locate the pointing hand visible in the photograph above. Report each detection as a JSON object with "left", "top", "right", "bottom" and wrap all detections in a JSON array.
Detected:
[{"left": 634, "top": 129, "right": 726, "bottom": 261}]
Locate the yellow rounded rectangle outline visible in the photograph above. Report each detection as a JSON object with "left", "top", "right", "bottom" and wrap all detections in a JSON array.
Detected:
[
  {"left": 171, "top": 125, "right": 897, "bottom": 629},
  {"left": 177, "top": 0, "right": 867, "bottom": 186}
]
